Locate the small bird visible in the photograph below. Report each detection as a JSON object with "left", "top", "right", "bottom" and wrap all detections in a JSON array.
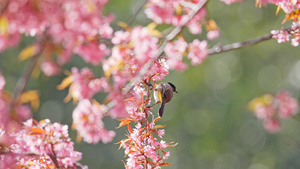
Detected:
[{"left": 154, "top": 82, "right": 178, "bottom": 117}]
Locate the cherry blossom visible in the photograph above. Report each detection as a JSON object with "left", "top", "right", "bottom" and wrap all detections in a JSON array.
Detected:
[
  {"left": 57, "top": 67, "right": 109, "bottom": 102},
  {"left": 164, "top": 37, "right": 188, "bottom": 71},
  {"left": 41, "top": 60, "right": 62, "bottom": 76},
  {"left": 72, "top": 99, "right": 116, "bottom": 144},
  {"left": 220, "top": 0, "right": 244, "bottom": 5},
  {"left": 271, "top": 30, "right": 290, "bottom": 43},
  {"left": 249, "top": 91, "right": 299, "bottom": 133},
  {"left": 0, "top": 73, "right": 5, "bottom": 91},
  {"left": 0, "top": 118, "right": 85, "bottom": 168},
  {"left": 0, "top": 0, "right": 113, "bottom": 74},
  {"left": 144, "top": 0, "right": 207, "bottom": 35},
  {"left": 187, "top": 39, "right": 209, "bottom": 65}
]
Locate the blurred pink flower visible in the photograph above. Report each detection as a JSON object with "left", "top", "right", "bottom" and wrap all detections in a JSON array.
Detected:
[
  {"left": 164, "top": 38, "right": 188, "bottom": 71},
  {"left": 220, "top": 0, "right": 244, "bottom": 5},
  {"left": 263, "top": 118, "right": 281, "bottom": 133},
  {"left": 0, "top": 118, "right": 85, "bottom": 168},
  {"left": 72, "top": 99, "right": 116, "bottom": 144},
  {"left": 41, "top": 60, "right": 61, "bottom": 76},
  {"left": 1, "top": 0, "right": 113, "bottom": 66},
  {"left": 187, "top": 39, "right": 209, "bottom": 65},
  {"left": 276, "top": 91, "right": 299, "bottom": 119},
  {"left": 0, "top": 73, "right": 5, "bottom": 91},
  {"left": 207, "top": 29, "right": 220, "bottom": 40},
  {"left": 0, "top": 34, "right": 21, "bottom": 52},
  {"left": 58, "top": 67, "right": 108, "bottom": 102},
  {"left": 249, "top": 90, "right": 299, "bottom": 133},
  {"left": 145, "top": 0, "right": 207, "bottom": 35},
  {"left": 74, "top": 43, "right": 110, "bottom": 65}
]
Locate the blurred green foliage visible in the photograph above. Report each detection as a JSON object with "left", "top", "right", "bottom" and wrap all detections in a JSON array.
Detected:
[{"left": 1, "top": 0, "right": 300, "bottom": 169}]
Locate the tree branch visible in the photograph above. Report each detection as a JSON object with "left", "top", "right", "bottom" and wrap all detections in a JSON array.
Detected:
[
  {"left": 48, "top": 143, "right": 60, "bottom": 168},
  {"left": 126, "top": 0, "right": 147, "bottom": 26},
  {"left": 9, "top": 43, "right": 41, "bottom": 113},
  {"left": 208, "top": 24, "right": 300, "bottom": 55},
  {"left": 208, "top": 34, "right": 273, "bottom": 55}
]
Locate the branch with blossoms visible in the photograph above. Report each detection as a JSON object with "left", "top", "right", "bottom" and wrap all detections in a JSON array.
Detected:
[{"left": 117, "top": 80, "right": 177, "bottom": 168}]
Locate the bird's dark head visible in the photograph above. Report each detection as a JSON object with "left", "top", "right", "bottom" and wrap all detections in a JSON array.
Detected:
[{"left": 168, "top": 82, "right": 178, "bottom": 93}]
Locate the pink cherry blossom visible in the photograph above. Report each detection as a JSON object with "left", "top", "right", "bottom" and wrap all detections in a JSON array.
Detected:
[
  {"left": 0, "top": 33, "right": 21, "bottom": 52},
  {"left": 41, "top": 60, "right": 62, "bottom": 76},
  {"left": 207, "top": 29, "right": 220, "bottom": 40},
  {"left": 59, "top": 67, "right": 109, "bottom": 101},
  {"left": 220, "top": 0, "right": 244, "bottom": 5},
  {"left": 0, "top": 73, "right": 5, "bottom": 91},
  {"left": 291, "top": 37, "right": 300, "bottom": 46},
  {"left": 263, "top": 118, "right": 281, "bottom": 133},
  {"left": 148, "top": 58, "right": 170, "bottom": 81},
  {"left": 186, "top": 8, "right": 207, "bottom": 35},
  {"left": 276, "top": 91, "right": 299, "bottom": 119},
  {"left": 271, "top": 30, "right": 290, "bottom": 43},
  {"left": 72, "top": 99, "right": 116, "bottom": 144},
  {"left": 249, "top": 91, "right": 299, "bottom": 133},
  {"left": 164, "top": 38, "right": 188, "bottom": 70},
  {"left": 1, "top": 0, "right": 114, "bottom": 69},
  {"left": 73, "top": 42, "right": 110, "bottom": 65},
  {"left": 187, "top": 39, "right": 209, "bottom": 65},
  {"left": 0, "top": 118, "right": 85, "bottom": 168},
  {"left": 145, "top": 0, "right": 207, "bottom": 34}
]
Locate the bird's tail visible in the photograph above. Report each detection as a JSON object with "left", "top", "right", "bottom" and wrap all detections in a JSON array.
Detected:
[{"left": 159, "top": 99, "right": 166, "bottom": 117}]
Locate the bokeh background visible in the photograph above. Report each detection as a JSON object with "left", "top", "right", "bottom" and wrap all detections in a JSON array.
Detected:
[{"left": 1, "top": 0, "right": 300, "bottom": 168}]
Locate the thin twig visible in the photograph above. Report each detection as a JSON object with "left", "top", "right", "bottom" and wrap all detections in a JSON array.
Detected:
[
  {"left": 208, "top": 34, "right": 273, "bottom": 55},
  {"left": 9, "top": 47, "right": 41, "bottom": 112},
  {"left": 75, "top": 162, "right": 88, "bottom": 169},
  {"left": 126, "top": 0, "right": 147, "bottom": 26},
  {"left": 0, "top": 0, "right": 8, "bottom": 15},
  {"left": 48, "top": 143, "right": 60, "bottom": 168},
  {"left": 208, "top": 25, "right": 300, "bottom": 55}
]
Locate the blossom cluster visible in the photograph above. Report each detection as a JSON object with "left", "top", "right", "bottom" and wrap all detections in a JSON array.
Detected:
[
  {"left": 145, "top": 0, "right": 205, "bottom": 34},
  {"left": 0, "top": 73, "right": 85, "bottom": 168},
  {"left": 249, "top": 91, "right": 299, "bottom": 133},
  {"left": 56, "top": 25, "right": 172, "bottom": 144},
  {"left": 1, "top": 119, "right": 85, "bottom": 169},
  {"left": 164, "top": 37, "right": 209, "bottom": 71},
  {"left": 271, "top": 21, "right": 300, "bottom": 46},
  {"left": 117, "top": 83, "right": 176, "bottom": 168},
  {"left": 0, "top": 0, "right": 113, "bottom": 75},
  {"left": 144, "top": 0, "right": 220, "bottom": 38}
]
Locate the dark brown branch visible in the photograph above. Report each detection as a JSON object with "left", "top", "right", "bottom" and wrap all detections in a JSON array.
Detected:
[
  {"left": 0, "top": 150, "right": 38, "bottom": 156},
  {"left": 208, "top": 25, "right": 300, "bottom": 55},
  {"left": 9, "top": 48, "right": 40, "bottom": 112},
  {"left": 0, "top": 0, "right": 8, "bottom": 15},
  {"left": 208, "top": 34, "right": 273, "bottom": 55}
]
